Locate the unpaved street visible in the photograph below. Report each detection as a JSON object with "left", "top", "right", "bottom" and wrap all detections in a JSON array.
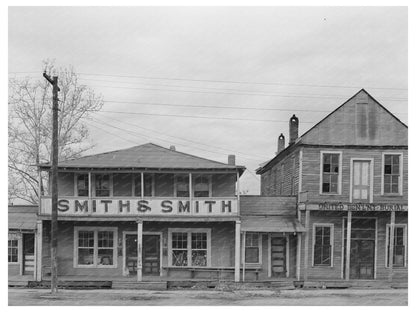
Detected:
[{"left": 8, "top": 288, "right": 407, "bottom": 306}]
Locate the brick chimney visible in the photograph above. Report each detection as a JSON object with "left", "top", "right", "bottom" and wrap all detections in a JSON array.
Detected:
[
  {"left": 228, "top": 154, "right": 236, "bottom": 165},
  {"left": 289, "top": 114, "right": 299, "bottom": 145},
  {"left": 169, "top": 145, "right": 176, "bottom": 151},
  {"left": 277, "top": 133, "right": 285, "bottom": 154}
]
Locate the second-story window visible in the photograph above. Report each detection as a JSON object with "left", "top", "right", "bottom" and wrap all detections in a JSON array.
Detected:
[
  {"left": 76, "top": 174, "right": 89, "bottom": 197},
  {"left": 95, "top": 174, "right": 110, "bottom": 197},
  {"left": 383, "top": 154, "right": 401, "bottom": 195},
  {"left": 321, "top": 153, "right": 340, "bottom": 194},
  {"left": 143, "top": 173, "right": 153, "bottom": 197},
  {"left": 194, "top": 175, "right": 209, "bottom": 197},
  {"left": 176, "top": 175, "right": 189, "bottom": 197}
]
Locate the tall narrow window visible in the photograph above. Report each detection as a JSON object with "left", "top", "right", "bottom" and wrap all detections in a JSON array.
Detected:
[
  {"left": 384, "top": 155, "right": 401, "bottom": 194},
  {"left": 245, "top": 233, "right": 261, "bottom": 264},
  {"left": 191, "top": 233, "right": 207, "bottom": 266},
  {"left": 387, "top": 225, "right": 406, "bottom": 267},
  {"left": 8, "top": 239, "right": 18, "bottom": 263},
  {"left": 313, "top": 224, "right": 332, "bottom": 266},
  {"left": 171, "top": 232, "right": 188, "bottom": 266},
  {"left": 194, "top": 175, "right": 209, "bottom": 197},
  {"left": 97, "top": 231, "right": 114, "bottom": 266},
  {"left": 322, "top": 153, "right": 340, "bottom": 193},
  {"left": 77, "top": 231, "right": 94, "bottom": 265},
  {"left": 176, "top": 175, "right": 189, "bottom": 197},
  {"left": 76, "top": 174, "right": 89, "bottom": 197},
  {"left": 95, "top": 174, "right": 110, "bottom": 197}
]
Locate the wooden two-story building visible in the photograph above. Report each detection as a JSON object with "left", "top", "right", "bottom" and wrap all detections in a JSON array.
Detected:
[
  {"left": 36, "top": 143, "right": 247, "bottom": 282},
  {"left": 257, "top": 89, "right": 408, "bottom": 283}
]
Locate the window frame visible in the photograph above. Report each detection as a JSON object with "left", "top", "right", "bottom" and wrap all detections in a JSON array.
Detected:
[
  {"left": 167, "top": 228, "right": 211, "bottom": 267},
  {"left": 320, "top": 151, "right": 343, "bottom": 195},
  {"left": 73, "top": 226, "right": 118, "bottom": 268},
  {"left": 385, "top": 224, "right": 407, "bottom": 268},
  {"left": 174, "top": 174, "right": 190, "bottom": 198},
  {"left": 312, "top": 223, "right": 334, "bottom": 267},
  {"left": 93, "top": 174, "right": 112, "bottom": 197},
  {"left": 8, "top": 238, "right": 19, "bottom": 264},
  {"left": 244, "top": 232, "right": 262, "bottom": 266},
  {"left": 381, "top": 152, "right": 403, "bottom": 196},
  {"left": 192, "top": 174, "right": 212, "bottom": 198}
]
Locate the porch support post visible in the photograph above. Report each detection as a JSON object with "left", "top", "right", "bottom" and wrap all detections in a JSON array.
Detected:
[
  {"left": 36, "top": 220, "right": 43, "bottom": 281},
  {"left": 303, "top": 210, "right": 310, "bottom": 281},
  {"left": 296, "top": 233, "right": 301, "bottom": 280},
  {"left": 137, "top": 219, "right": 143, "bottom": 282},
  {"left": 267, "top": 233, "right": 272, "bottom": 278},
  {"left": 388, "top": 211, "right": 396, "bottom": 282},
  {"left": 88, "top": 172, "right": 92, "bottom": 198},
  {"left": 345, "top": 211, "right": 352, "bottom": 281},
  {"left": 189, "top": 173, "right": 193, "bottom": 212},
  {"left": 286, "top": 233, "right": 290, "bottom": 278},
  {"left": 234, "top": 220, "right": 241, "bottom": 282},
  {"left": 242, "top": 231, "right": 246, "bottom": 282}
]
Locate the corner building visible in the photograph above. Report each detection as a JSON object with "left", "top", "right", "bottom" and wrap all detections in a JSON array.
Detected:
[{"left": 257, "top": 89, "right": 408, "bottom": 283}]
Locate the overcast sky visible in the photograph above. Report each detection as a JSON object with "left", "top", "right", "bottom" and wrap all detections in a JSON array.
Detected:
[{"left": 8, "top": 6, "right": 408, "bottom": 194}]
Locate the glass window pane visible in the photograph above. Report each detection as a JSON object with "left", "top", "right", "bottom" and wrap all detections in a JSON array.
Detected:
[
  {"left": 98, "top": 249, "right": 113, "bottom": 265},
  {"left": 245, "top": 247, "right": 259, "bottom": 263},
  {"left": 134, "top": 174, "right": 141, "bottom": 197},
  {"left": 143, "top": 174, "right": 153, "bottom": 196},
  {"left": 172, "top": 250, "right": 188, "bottom": 266},
  {"left": 172, "top": 233, "right": 187, "bottom": 249},
  {"left": 192, "top": 250, "right": 207, "bottom": 266},
  {"left": 77, "top": 174, "right": 89, "bottom": 197},
  {"left": 78, "top": 248, "right": 94, "bottom": 265},
  {"left": 98, "top": 231, "right": 114, "bottom": 248},
  {"left": 113, "top": 173, "right": 132, "bottom": 196}
]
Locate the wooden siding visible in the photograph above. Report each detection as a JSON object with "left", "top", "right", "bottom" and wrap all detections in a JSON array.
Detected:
[
  {"left": 301, "top": 90, "right": 408, "bottom": 146},
  {"left": 301, "top": 147, "right": 408, "bottom": 204},
  {"left": 240, "top": 196, "right": 297, "bottom": 216},
  {"left": 260, "top": 150, "right": 300, "bottom": 196}
]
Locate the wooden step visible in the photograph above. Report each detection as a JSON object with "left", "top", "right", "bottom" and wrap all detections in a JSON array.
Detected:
[{"left": 112, "top": 281, "right": 167, "bottom": 290}]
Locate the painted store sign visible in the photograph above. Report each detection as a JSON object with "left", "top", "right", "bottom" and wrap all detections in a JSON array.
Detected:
[
  {"left": 300, "top": 202, "right": 407, "bottom": 211},
  {"left": 40, "top": 198, "right": 238, "bottom": 216}
]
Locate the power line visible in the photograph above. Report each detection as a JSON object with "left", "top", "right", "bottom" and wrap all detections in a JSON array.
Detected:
[
  {"left": 8, "top": 71, "right": 408, "bottom": 91},
  {"left": 93, "top": 114, "right": 266, "bottom": 160},
  {"left": 102, "top": 100, "right": 331, "bottom": 113},
  {"left": 89, "top": 117, "right": 266, "bottom": 161},
  {"left": 95, "top": 109, "right": 318, "bottom": 123},
  {"left": 77, "top": 77, "right": 407, "bottom": 101}
]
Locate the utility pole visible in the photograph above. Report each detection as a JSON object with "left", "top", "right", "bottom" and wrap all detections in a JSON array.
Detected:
[{"left": 43, "top": 72, "right": 60, "bottom": 294}]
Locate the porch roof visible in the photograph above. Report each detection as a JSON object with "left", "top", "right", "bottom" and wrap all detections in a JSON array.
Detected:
[
  {"left": 8, "top": 205, "right": 38, "bottom": 230},
  {"left": 241, "top": 215, "right": 305, "bottom": 232}
]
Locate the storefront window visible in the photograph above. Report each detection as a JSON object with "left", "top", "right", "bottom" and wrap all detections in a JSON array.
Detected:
[
  {"left": 313, "top": 224, "right": 333, "bottom": 266},
  {"left": 245, "top": 233, "right": 260, "bottom": 264},
  {"left": 95, "top": 174, "right": 110, "bottom": 197},
  {"left": 75, "top": 227, "right": 117, "bottom": 268},
  {"left": 172, "top": 232, "right": 188, "bottom": 266},
  {"left": 387, "top": 225, "right": 406, "bottom": 267},
  {"left": 384, "top": 154, "right": 401, "bottom": 194},
  {"left": 191, "top": 233, "right": 207, "bottom": 266},
  {"left": 8, "top": 239, "right": 18, "bottom": 263},
  {"left": 322, "top": 153, "right": 340, "bottom": 193},
  {"left": 169, "top": 229, "right": 211, "bottom": 267}
]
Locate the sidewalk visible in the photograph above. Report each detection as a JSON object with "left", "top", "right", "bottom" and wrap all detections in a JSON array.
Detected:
[{"left": 8, "top": 287, "right": 408, "bottom": 306}]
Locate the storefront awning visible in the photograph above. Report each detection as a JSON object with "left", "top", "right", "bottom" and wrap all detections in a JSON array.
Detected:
[{"left": 241, "top": 215, "right": 306, "bottom": 233}]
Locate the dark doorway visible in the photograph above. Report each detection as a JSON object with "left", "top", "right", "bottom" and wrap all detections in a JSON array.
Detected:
[
  {"left": 22, "top": 233, "right": 35, "bottom": 275},
  {"left": 344, "top": 218, "right": 376, "bottom": 279},
  {"left": 143, "top": 235, "right": 160, "bottom": 276},
  {"left": 271, "top": 236, "right": 286, "bottom": 277}
]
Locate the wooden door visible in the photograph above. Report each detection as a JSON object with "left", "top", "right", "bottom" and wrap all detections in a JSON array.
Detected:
[
  {"left": 271, "top": 236, "right": 286, "bottom": 277},
  {"left": 23, "top": 233, "right": 35, "bottom": 275},
  {"left": 125, "top": 234, "right": 137, "bottom": 275},
  {"left": 143, "top": 235, "right": 160, "bottom": 276},
  {"left": 352, "top": 160, "right": 371, "bottom": 202}
]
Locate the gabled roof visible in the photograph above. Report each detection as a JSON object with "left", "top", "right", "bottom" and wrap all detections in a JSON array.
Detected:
[
  {"left": 257, "top": 89, "right": 408, "bottom": 174},
  {"left": 39, "top": 143, "right": 245, "bottom": 174},
  {"left": 8, "top": 205, "right": 38, "bottom": 230}
]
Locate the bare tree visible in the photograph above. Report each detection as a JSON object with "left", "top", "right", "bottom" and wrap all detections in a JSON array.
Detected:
[{"left": 8, "top": 61, "right": 103, "bottom": 204}]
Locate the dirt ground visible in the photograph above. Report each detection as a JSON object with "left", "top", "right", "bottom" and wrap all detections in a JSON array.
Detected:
[{"left": 8, "top": 287, "right": 407, "bottom": 306}]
